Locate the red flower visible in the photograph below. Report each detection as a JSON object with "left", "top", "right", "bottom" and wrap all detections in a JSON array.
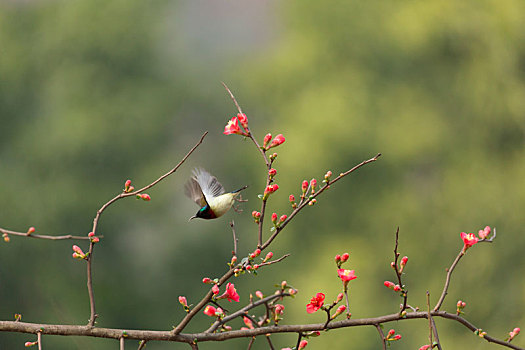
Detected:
[
  {"left": 338, "top": 269, "right": 357, "bottom": 283},
  {"left": 306, "top": 292, "right": 325, "bottom": 313},
  {"left": 223, "top": 117, "right": 243, "bottom": 135},
  {"left": 219, "top": 282, "right": 240, "bottom": 302},
  {"left": 461, "top": 232, "right": 478, "bottom": 250},
  {"left": 203, "top": 305, "right": 216, "bottom": 316}
]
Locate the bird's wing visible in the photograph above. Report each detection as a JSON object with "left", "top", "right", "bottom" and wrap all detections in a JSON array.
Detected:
[
  {"left": 184, "top": 177, "right": 207, "bottom": 207},
  {"left": 193, "top": 168, "right": 226, "bottom": 201}
]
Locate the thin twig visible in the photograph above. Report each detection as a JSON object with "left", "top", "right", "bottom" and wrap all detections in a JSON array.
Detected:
[
  {"left": 190, "top": 341, "right": 199, "bottom": 350},
  {"left": 86, "top": 240, "right": 97, "bottom": 327},
  {"left": 375, "top": 324, "right": 387, "bottom": 350},
  {"left": 427, "top": 291, "right": 433, "bottom": 347},
  {"left": 260, "top": 153, "right": 381, "bottom": 250},
  {"left": 37, "top": 331, "right": 42, "bottom": 350},
  {"left": 433, "top": 248, "right": 465, "bottom": 311},
  {"left": 84, "top": 132, "right": 208, "bottom": 328},
  {"left": 120, "top": 337, "right": 125, "bottom": 350},
  {"left": 265, "top": 335, "right": 275, "bottom": 350},
  {"left": 295, "top": 333, "right": 302, "bottom": 350},
  {"left": 230, "top": 221, "right": 238, "bottom": 257},
  {"left": 0, "top": 228, "right": 90, "bottom": 241},
  {"left": 430, "top": 317, "right": 443, "bottom": 350},
  {"left": 137, "top": 340, "right": 147, "bottom": 350},
  {"left": 393, "top": 227, "right": 408, "bottom": 312},
  {"left": 247, "top": 336, "right": 256, "bottom": 350}
]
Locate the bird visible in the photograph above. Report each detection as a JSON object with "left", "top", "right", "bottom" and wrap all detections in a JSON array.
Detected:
[{"left": 184, "top": 168, "right": 247, "bottom": 220}]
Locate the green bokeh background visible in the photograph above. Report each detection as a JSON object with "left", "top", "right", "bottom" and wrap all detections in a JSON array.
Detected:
[{"left": 1, "top": 1, "right": 524, "bottom": 349}]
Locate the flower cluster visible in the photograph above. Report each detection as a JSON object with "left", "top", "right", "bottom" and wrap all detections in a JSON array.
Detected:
[
  {"left": 224, "top": 113, "right": 250, "bottom": 136},
  {"left": 263, "top": 184, "right": 279, "bottom": 200},
  {"left": 88, "top": 231, "right": 100, "bottom": 243},
  {"left": 72, "top": 245, "right": 87, "bottom": 260},
  {"left": 460, "top": 226, "right": 493, "bottom": 252},
  {"left": 262, "top": 133, "right": 285, "bottom": 151},
  {"left": 123, "top": 179, "right": 134, "bottom": 193},
  {"left": 385, "top": 329, "right": 402, "bottom": 341},
  {"left": 456, "top": 300, "right": 466, "bottom": 315},
  {"left": 507, "top": 327, "right": 521, "bottom": 342},
  {"left": 136, "top": 193, "right": 151, "bottom": 201}
]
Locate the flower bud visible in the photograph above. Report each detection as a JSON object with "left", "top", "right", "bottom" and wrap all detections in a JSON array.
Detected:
[
  {"left": 331, "top": 305, "right": 347, "bottom": 319},
  {"left": 279, "top": 215, "right": 287, "bottom": 223},
  {"left": 268, "top": 168, "right": 277, "bottom": 177},
  {"left": 399, "top": 256, "right": 408, "bottom": 272},
  {"left": 255, "top": 291, "right": 264, "bottom": 299},
  {"left": 202, "top": 277, "right": 212, "bottom": 284},
  {"left": 289, "top": 194, "right": 295, "bottom": 202},
  {"left": 271, "top": 212, "right": 278, "bottom": 224},
  {"left": 341, "top": 252, "right": 349, "bottom": 263},
  {"left": 335, "top": 254, "right": 341, "bottom": 262},
  {"left": 27, "top": 227, "right": 35, "bottom": 235},
  {"left": 308, "top": 199, "right": 317, "bottom": 206},
  {"left": 393, "top": 285, "right": 401, "bottom": 292},
  {"left": 310, "top": 178, "right": 317, "bottom": 193},
  {"left": 263, "top": 252, "right": 273, "bottom": 262},
  {"left": 124, "top": 179, "right": 132, "bottom": 192},
  {"left": 336, "top": 293, "right": 344, "bottom": 303},
  {"left": 3, "top": 233, "right": 10, "bottom": 242},
  {"left": 269, "top": 134, "right": 285, "bottom": 149},
  {"left": 281, "top": 280, "right": 287, "bottom": 289},
  {"left": 212, "top": 284, "right": 220, "bottom": 295},
  {"left": 302, "top": 180, "right": 308, "bottom": 192},
  {"left": 324, "top": 170, "right": 332, "bottom": 181},
  {"left": 387, "top": 329, "right": 395, "bottom": 337},
  {"left": 263, "top": 133, "right": 272, "bottom": 149},
  {"left": 178, "top": 296, "right": 188, "bottom": 307},
  {"left": 88, "top": 232, "right": 95, "bottom": 237},
  {"left": 237, "top": 113, "right": 248, "bottom": 129},
  {"left": 384, "top": 281, "right": 395, "bottom": 289},
  {"left": 298, "top": 340, "right": 308, "bottom": 350}
]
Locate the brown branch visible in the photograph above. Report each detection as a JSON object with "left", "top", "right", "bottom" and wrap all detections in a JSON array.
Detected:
[
  {"left": 206, "top": 291, "right": 290, "bottom": 333},
  {"left": 392, "top": 227, "right": 408, "bottom": 312},
  {"left": 433, "top": 248, "right": 465, "bottom": 311},
  {"left": 1, "top": 311, "right": 523, "bottom": 349},
  {"left": 230, "top": 221, "right": 238, "bottom": 257},
  {"left": 120, "top": 336, "right": 125, "bottom": 350},
  {"left": 137, "top": 340, "right": 147, "bottom": 350},
  {"left": 83, "top": 132, "right": 207, "bottom": 328},
  {"left": 260, "top": 153, "right": 381, "bottom": 250},
  {"left": 266, "top": 335, "right": 275, "bottom": 350},
  {"left": 86, "top": 241, "right": 97, "bottom": 327},
  {"left": 375, "top": 324, "right": 387, "bottom": 350},
  {"left": 38, "top": 331, "right": 42, "bottom": 350},
  {"left": 0, "top": 227, "right": 90, "bottom": 241}
]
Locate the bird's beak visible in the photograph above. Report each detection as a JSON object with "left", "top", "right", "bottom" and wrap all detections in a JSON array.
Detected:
[{"left": 188, "top": 215, "right": 197, "bottom": 221}]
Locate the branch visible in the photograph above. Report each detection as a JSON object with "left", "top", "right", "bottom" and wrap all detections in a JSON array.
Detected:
[
  {"left": 433, "top": 248, "right": 465, "bottom": 311},
  {"left": 3, "top": 311, "right": 521, "bottom": 349},
  {"left": 260, "top": 153, "right": 381, "bottom": 250},
  {"left": 375, "top": 324, "right": 387, "bottom": 350},
  {"left": 0, "top": 227, "right": 91, "bottom": 241}
]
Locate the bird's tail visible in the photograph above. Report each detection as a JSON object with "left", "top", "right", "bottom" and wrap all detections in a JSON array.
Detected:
[{"left": 232, "top": 185, "right": 248, "bottom": 194}]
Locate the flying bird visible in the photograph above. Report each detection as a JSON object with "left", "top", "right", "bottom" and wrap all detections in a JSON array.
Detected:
[{"left": 185, "top": 168, "right": 247, "bottom": 220}]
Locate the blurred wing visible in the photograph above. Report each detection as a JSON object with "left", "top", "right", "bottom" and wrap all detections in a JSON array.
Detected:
[
  {"left": 193, "top": 168, "right": 226, "bottom": 201},
  {"left": 184, "top": 177, "right": 207, "bottom": 207}
]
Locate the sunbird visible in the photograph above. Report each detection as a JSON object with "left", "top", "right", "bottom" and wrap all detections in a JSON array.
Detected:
[{"left": 185, "top": 168, "right": 247, "bottom": 220}]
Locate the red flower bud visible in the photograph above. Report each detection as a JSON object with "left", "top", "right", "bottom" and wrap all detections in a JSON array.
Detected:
[
  {"left": 384, "top": 281, "right": 395, "bottom": 289},
  {"left": 27, "top": 227, "right": 35, "bottom": 235},
  {"left": 271, "top": 212, "right": 278, "bottom": 223},
  {"left": 178, "top": 296, "right": 188, "bottom": 307},
  {"left": 255, "top": 291, "right": 263, "bottom": 299},
  {"left": 269, "top": 134, "right": 285, "bottom": 148},
  {"left": 263, "top": 133, "right": 272, "bottom": 148},
  {"left": 279, "top": 215, "right": 287, "bottom": 223},
  {"left": 310, "top": 178, "right": 317, "bottom": 193},
  {"left": 298, "top": 340, "right": 308, "bottom": 350},
  {"left": 88, "top": 232, "right": 95, "bottom": 237},
  {"left": 203, "top": 305, "right": 217, "bottom": 316},
  {"left": 302, "top": 180, "right": 308, "bottom": 192},
  {"left": 237, "top": 113, "right": 248, "bottom": 129},
  {"left": 202, "top": 277, "right": 212, "bottom": 284},
  {"left": 268, "top": 168, "right": 277, "bottom": 177},
  {"left": 289, "top": 194, "right": 295, "bottom": 202},
  {"left": 387, "top": 329, "right": 395, "bottom": 337},
  {"left": 341, "top": 252, "right": 349, "bottom": 262},
  {"left": 212, "top": 284, "right": 220, "bottom": 295}
]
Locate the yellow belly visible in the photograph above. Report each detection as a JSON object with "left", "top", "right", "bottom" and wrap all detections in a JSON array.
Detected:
[{"left": 208, "top": 194, "right": 234, "bottom": 217}]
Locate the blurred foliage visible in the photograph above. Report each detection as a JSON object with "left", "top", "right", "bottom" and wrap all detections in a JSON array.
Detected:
[{"left": 1, "top": 0, "right": 524, "bottom": 349}]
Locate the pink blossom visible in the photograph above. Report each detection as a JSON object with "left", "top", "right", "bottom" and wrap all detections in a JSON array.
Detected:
[
  {"left": 219, "top": 282, "right": 240, "bottom": 302},
  {"left": 306, "top": 293, "right": 325, "bottom": 313},
  {"left": 478, "top": 226, "right": 491, "bottom": 239},
  {"left": 255, "top": 291, "right": 263, "bottom": 299},
  {"left": 223, "top": 117, "right": 243, "bottom": 135},
  {"left": 178, "top": 296, "right": 187, "bottom": 307},
  {"left": 461, "top": 232, "right": 478, "bottom": 250},
  {"left": 203, "top": 305, "right": 216, "bottom": 316},
  {"left": 419, "top": 345, "right": 431, "bottom": 350},
  {"left": 338, "top": 269, "right": 357, "bottom": 283}
]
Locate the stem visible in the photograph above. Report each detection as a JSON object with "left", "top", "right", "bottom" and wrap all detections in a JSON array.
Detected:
[
  {"left": 375, "top": 324, "right": 387, "bottom": 350},
  {"left": 0, "top": 227, "right": 90, "bottom": 241},
  {"left": 86, "top": 241, "right": 97, "bottom": 327},
  {"left": 120, "top": 337, "right": 125, "bottom": 350},
  {"left": 433, "top": 248, "right": 465, "bottom": 311}
]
